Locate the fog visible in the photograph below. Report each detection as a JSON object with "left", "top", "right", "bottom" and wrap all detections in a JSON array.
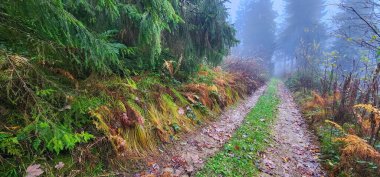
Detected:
[{"left": 226, "top": 0, "right": 376, "bottom": 77}]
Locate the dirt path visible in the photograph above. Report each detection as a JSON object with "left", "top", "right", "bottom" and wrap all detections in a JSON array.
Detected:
[
  {"left": 136, "top": 85, "right": 267, "bottom": 177},
  {"left": 258, "top": 83, "right": 325, "bottom": 177}
]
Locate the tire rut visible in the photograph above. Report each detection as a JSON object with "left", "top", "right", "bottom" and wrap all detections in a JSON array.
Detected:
[{"left": 258, "top": 83, "right": 325, "bottom": 177}]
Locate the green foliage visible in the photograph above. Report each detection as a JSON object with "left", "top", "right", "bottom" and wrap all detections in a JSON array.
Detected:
[
  {"left": 0, "top": 133, "right": 21, "bottom": 156},
  {"left": 171, "top": 123, "right": 181, "bottom": 133},
  {"left": 318, "top": 126, "right": 342, "bottom": 170},
  {"left": 164, "top": 0, "right": 238, "bottom": 74},
  {"left": 1, "top": 0, "right": 236, "bottom": 75},
  {"left": 196, "top": 79, "right": 280, "bottom": 176},
  {"left": 186, "top": 107, "right": 197, "bottom": 121},
  {"left": 171, "top": 88, "right": 189, "bottom": 105},
  {"left": 1, "top": 120, "right": 94, "bottom": 157},
  {"left": 137, "top": 75, "right": 162, "bottom": 90},
  {"left": 41, "top": 123, "right": 93, "bottom": 154},
  {"left": 20, "top": 120, "right": 94, "bottom": 155},
  {"left": 68, "top": 96, "right": 104, "bottom": 120},
  {"left": 36, "top": 88, "right": 56, "bottom": 98},
  {"left": 0, "top": 0, "right": 129, "bottom": 75},
  {"left": 191, "top": 67, "right": 217, "bottom": 85},
  {"left": 192, "top": 102, "right": 209, "bottom": 115}
]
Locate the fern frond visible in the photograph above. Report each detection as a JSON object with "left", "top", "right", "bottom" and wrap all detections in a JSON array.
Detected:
[
  {"left": 325, "top": 120, "right": 344, "bottom": 132},
  {"left": 335, "top": 135, "right": 380, "bottom": 166}
]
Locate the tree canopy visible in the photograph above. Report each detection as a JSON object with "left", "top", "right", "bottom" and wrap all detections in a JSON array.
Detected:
[{"left": 0, "top": 0, "right": 238, "bottom": 76}]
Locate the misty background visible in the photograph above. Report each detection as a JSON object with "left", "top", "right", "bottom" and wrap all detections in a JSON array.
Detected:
[{"left": 224, "top": 0, "right": 376, "bottom": 77}]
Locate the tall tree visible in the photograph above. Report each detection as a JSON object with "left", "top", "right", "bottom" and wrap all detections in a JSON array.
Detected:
[
  {"left": 165, "top": 0, "right": 238, "bottom": 74},
  {"left": 277, "top": 0, "right": 326, "bottom": 69},
  {"left": 234, "top": 0, "right": 277, "bottom": 64},
  {"left": 332, "top": 0, "right": 376, "bottom": 72}
]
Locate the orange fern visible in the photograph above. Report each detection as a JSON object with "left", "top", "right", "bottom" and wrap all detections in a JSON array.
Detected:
[
  {"left": 312, "top": 91, "right": 326, "bottom": 106},
  {"left": 335, "top": 135, "right": 380, "bottom": 166},
  {"left": 353, "top": 104, "right": 380, "bottom": 136},
  {"left": 325, "top": 120, "right": 344, "bottom": 132}
]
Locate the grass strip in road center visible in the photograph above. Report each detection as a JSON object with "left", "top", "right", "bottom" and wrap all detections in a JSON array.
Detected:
[{"left": 196, "top": 79, "right": 280, "bottom": 177}]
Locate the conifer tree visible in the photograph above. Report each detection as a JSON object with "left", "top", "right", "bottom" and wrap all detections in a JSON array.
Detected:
[
  {"left": 234, "top": 0, "right": 277, "bottom": 66},
  {"left": 0, "top": 0, "right": 237, "bottom": 75},
  {"left": 277, "top": 0, "right": 326, "bottom": 69}
]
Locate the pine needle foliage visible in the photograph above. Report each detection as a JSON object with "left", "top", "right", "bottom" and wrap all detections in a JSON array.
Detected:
[
  {"left": 0, "top": 0, "right": 237, "bottom": 75},
  {"left": 163, "top": 0, "right": 238, "bottom": 74},
  {"left": 0, "top": 0, "right": 129, "bottom": 75}
]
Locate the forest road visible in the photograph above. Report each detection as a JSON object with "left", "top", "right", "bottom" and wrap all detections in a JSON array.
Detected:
[
  {"left": 258, "top": 83, "right": 325, "bottom": 177},
  {"left": 135, "top": 85, "right": 268, "bottom": 177}
]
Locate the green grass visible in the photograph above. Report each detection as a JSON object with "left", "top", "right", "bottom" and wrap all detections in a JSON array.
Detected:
[{"left": 195, "top": 79, "right": 280, "bottom": 177}]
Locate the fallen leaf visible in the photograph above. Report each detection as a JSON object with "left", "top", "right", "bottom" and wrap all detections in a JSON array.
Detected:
[
  {"left": 282, "top": 157, "right": 290, "bottom": 163},
  {"left": 178, "top": 108, "right": 185, "bottom": 115},
  {"left": 171, "top": 156, "right": 187, "bottom": 168},
  {"left": 185, "top": 165, "right": 194, "bottom": 172},
  {"left": 263, "top": 159, "right": 275, "bottom": 169},
  {"left": 26, "top": 164, "right": 44, "bottom": 177},
  {"left": 54, "top": 162, "right": 65, "bottom": 170}
]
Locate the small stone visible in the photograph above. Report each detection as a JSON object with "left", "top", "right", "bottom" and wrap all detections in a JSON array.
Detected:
[
  {"left": 162, "top": 167, "right": 174, "bottom": 174},
  {"left": 185, "top": 165, "right": 194, "bottom": 172},
  {"left": 173, "top": 167, "right": 185, "bottom": 176}
]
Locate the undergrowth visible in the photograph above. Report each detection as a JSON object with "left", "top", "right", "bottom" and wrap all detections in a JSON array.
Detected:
[
  {"left": 0, "top": 57, "right": 263, "bottom": 176},
  {"left": 292, "top": 89, "right": 380, "bottom": 177},
  {"left": 196, "top": 79, "right": 280, "bottom": 177}
]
